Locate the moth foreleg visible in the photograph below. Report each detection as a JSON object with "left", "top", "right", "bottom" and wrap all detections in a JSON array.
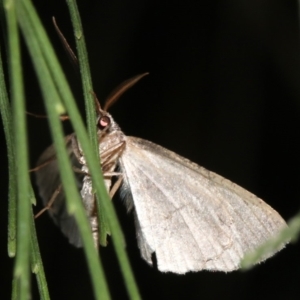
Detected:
[
  {"left": 35, "top": 184, "right": 62, "bottom": 219},
  {"left": 109, "top": 174, "right": 123, "bottom": 198},
  {"left": 71, "top": 134, "right": 84, "bottom": 164},
  {"left": 101, "top": 141, "right": 126, "bottom": 168}
]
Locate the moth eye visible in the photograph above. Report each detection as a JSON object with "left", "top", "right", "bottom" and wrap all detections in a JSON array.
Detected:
[{"left": 98, "top": 115, "right": 111, "bottom": 130}]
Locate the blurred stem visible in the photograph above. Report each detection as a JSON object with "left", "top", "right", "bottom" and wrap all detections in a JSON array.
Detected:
[
  {"left": 4, "top": 0, "right": 31, "bottom": 299},
  {"left": 241, "top": 212, "right": 300, "bottom": 269},
  {"left": 0, "top": 39, "right": 17, "bottom": 258},
  {"left": 66, "top": 0, "right": 110, "bottom": 246},
  {"left": 30, "top": 207, "right": 50, "bottom": 300}
]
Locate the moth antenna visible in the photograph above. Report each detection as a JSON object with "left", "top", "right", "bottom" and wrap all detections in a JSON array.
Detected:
[
  {"left": 52, "top": 17, "right": 78, "bottom": 69},
  {"left": 26, "top": 111, "right": 48, "bottom": 119},
  {"left": 90, "top": 91, "right": 104, "bottom": 115},
  {"left": 103, "top": 72, "right": 149, "bottom": 111},
  {"left": 27, "top": 111, "right": 69, "bottom": 121}
]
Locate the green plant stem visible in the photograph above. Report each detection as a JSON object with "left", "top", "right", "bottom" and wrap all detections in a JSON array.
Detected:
[
  {"left": 66, "top": 0, "right": 110, "bottom": 246},
  {"left": 65, "top": 0, "right": 97, "bottom": 146},
  {"left": 4, "top": 0, "right": 31, "bottom": 299},
  {"left": 241, "top": 212, "right": 300, "bottom": 269},
  {"left": 1, "top": 10, "right": 49, "bottom": 300},
  {"left": 0, "top": 39, "right": 17, "bottom": 258},
  {"left": 30, "top": 207, "right": 50, "bottom": 300}
]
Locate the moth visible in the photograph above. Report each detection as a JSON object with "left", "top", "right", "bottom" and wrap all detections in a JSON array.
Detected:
[{"left": 35, "top": 74, "right": 287, "bottom": 274}]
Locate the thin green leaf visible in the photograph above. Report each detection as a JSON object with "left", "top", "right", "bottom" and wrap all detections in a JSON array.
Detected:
[
  {"left": 1, "top": 5, "right": 49, "bottom": 299},
  {"left": 4, "top": 0, "right": 31, "bottom": 299},
  {"left": 66, "top": 0, "right": 110, "bottom": 246},
  {"left": 30, "top": 207, "right": 50, "bottom": 300},
  {"left": 241, "top": 213, "right": 300, "bottom": 269},
  {"left": 0, "top": 36, "right": 17, "bottom": 258}
]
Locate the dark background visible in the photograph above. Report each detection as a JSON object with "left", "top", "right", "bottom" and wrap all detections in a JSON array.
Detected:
[{"left": 1, "top": 0, "right": 300, "bottom": 299}]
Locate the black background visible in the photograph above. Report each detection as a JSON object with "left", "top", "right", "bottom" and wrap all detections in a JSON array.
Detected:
[{"left": 1, "top": 1, "right": 300, "bottom": 299}]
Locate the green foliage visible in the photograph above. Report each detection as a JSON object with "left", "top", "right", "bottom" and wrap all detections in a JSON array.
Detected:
[{"left": 0, "top": 0, "right": 140, "bottom": 299}]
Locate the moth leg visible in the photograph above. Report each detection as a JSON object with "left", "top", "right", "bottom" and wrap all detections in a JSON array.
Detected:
[
  {"left": 71, "top": 136, "right": 126, "bottom": 169},
  {"left": 109, "top": 174, "right": 123, "bottom": 198},
  {"left": 30, "top": 159, "right": 56, "bottom": 172},
  {"left": 101, "top": 141, "right": 126, "bottom": 169},
  {"left": 71, "top": 135, "right": 84, "bottom": 164},
  {"left": 32, "top": 135, "right": 74, "bottom": 172},
  {"left": 35, "top": 184, "right": 62, "bottom": 219},
  {"left": 101, "top": 140, "right": 126, "bottom": 163},
  {"left": 72, "top": 166, "right": 89, "bottom": 176},
  {"left": 100, "top": 169, "right": 123, "bottom": 198},
  {"left": 104, "top": 172, "right": 122, "bottom": 177},
  {"left": 72, "top": 167, "right": 121, "bottom": 179}
]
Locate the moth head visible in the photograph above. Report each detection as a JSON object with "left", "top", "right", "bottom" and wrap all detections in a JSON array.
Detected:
[{"left": 96, "top": 111, "right": 120, "bottom": 135}]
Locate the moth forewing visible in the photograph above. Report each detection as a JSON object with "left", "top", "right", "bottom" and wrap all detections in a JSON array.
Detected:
[{"left": 119, "top": 137, "right": 288, "bottom": 273}]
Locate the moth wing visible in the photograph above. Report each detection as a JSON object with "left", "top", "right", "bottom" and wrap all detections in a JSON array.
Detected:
[
  {"left": 119, "top": 137, "right": 287, "bottom": 273},
  {"left": 35, "top": 134, "right": 84, "bottom": 247}
]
